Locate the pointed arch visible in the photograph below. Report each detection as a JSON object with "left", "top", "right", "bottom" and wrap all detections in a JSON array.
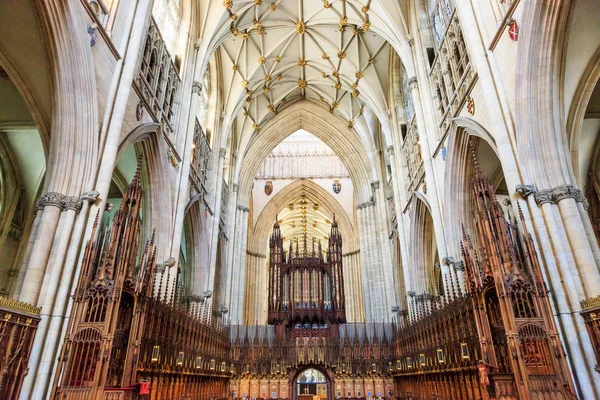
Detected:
[{"left": 250, "top": 179, "right": 357, "bottom": 254}]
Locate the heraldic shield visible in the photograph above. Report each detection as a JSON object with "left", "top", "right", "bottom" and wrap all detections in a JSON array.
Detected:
[
  {"left": 265, "top": 180, "right": 273, "bottom": 195},
  {"left": 333, "top": 180, "right": 341, "bottom": 194}
]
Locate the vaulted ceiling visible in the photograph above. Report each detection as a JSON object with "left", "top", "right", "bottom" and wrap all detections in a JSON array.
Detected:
[{"left": 214, "top": 0, "right": 396, "bottom": 159}]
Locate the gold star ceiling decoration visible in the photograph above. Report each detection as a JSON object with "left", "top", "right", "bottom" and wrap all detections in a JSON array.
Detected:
[{"left": 218, "top": 0, "right": 389, "bottom": 135}]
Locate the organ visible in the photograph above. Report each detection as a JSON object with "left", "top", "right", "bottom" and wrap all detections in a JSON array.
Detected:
[{"left": 267, "top": 216, "right": 345, "bottom": 339}]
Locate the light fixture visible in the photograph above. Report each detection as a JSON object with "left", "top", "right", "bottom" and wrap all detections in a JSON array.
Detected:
[
  {"left": 460, "top": 343, "right": 470, "bottom": 360},
  {"left": 151, "top": 345, "right": 160, "bottom": 362},
  {"left": 436, "top": 349, "right": 445, "bottom": 364},
  {"left": 419, "top": 354, "right": 426, "bottom": 367},
  {"left": 210, "top": 359, "right": 216, "bottom": 370},
  {"left": 176, "top": 351, "right": 185, "bottom": 366},
  {"left": 195, "top": 356, "right": 203, "bottom": 369}
]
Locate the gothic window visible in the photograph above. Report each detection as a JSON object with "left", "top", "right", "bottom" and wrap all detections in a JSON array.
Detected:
[{"left": 152, "top": 0, "right": 181, "bottom": 57}]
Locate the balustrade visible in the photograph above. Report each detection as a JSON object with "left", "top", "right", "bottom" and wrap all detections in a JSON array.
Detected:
[
  {"left": 137, "top": 17, "right": 181, "bottom": 144},
  {"left": 190, "top": 119, "right": 212, "bottom": 197}
]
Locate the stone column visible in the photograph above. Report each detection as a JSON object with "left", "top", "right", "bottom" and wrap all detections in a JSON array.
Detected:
[{"left": 356, "top": 205, "right": 373, "bottom": 322}]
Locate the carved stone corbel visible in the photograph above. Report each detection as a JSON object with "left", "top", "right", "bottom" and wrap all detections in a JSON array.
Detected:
[
  {"left": 515, "top": 184, "right": 535, "bottom": 199},
  {"left": 192, "top": 81, "right": 202, "bottom": 94},
  {"left": 442, "top": 256, "right": 455, "bottom": 266},
  {"left": 453, "top": 261, "right": 465, "bottom": 272},
  {"left": 81, "top": 190, "right": 100, "bottom": 203}
]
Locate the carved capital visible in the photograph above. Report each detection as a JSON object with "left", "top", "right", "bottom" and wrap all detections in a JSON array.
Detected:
[
  {"left": 356, "top": 200, "right": 375, "bottom": 210},
  {"left": 534, "top": 189, "right": 553, "bottom": 206},
  {"left": 63, "top": 196, "right": 83, "bottom": 212},
  {"left": 391, "top": 305, "right": 400, "bottom": 313},
  {"left": 192, "top": 81, "right": 202, "bottom": 94},
  {"left": 202, "top": 290, "right": 213, "bottom": 299},
  {"left": 387, "top": 146, "right": 394, "bottom": 156},
  {"left": 219, "top": 148, "right": 227, "bottom": 158},
  {"left": 534, "top": 184, "right": 588, "bottom": 209},
  {"left": 220, "top": 305, "right": 229, "bottom": 315},
  {"left": 37, "top": 192, "right": 65, "bottom": 210},
  {"left": 515, "top": 184, "right": 535, "bottom": 199},
  {"left": 371, "top": 180, "right": 380, "bottom": 190},
  {"left": 407, "top": 291, "right": 416, "bottom": 297},
  {"left": 232, "top": 183, "right": 239, "bottom": 193}
]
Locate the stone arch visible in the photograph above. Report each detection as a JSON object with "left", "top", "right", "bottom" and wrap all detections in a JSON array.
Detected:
[
  {"left": 250, "top": 179, "right": 357, "bottom": 254},
  {"left": 235, "top": 101, "right": 374, "bottom": 205},
  {"left": 406, "top": 195, "right": 440, "bottom": 296},
  {"left": 118, "top": 123, "right": 174, "bottom": 258},
  {"left": 444, "top": 118, "right": 503, "bottom": 257}
]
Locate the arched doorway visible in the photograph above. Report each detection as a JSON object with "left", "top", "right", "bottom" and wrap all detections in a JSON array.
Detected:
[{"left": 293, "top": 367, "right": 330, "bottom": 400}]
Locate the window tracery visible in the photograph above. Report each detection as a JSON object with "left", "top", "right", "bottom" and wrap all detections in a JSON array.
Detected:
[
  {"left": 137, "top": 18, "right": 181, "bottom": 143},
  {"left": 426, "top": 0, "right": 475, "bottom": 140}
]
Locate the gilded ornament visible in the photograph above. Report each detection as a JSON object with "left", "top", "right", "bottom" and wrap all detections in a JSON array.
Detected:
[
  {"left": 353, "top": 27, "right": 361, "bottom": 35},
  {"left": 332, "top": 101, "right": 339, "bottom": 108},
  {"left": 265, "top": 74, "right": 272, "bottom": 81},
  {"left": 320, "top": 96, "right": 326, "bottom": 102},
  {"left": 246, "top": 96, "right": 253, "bottom": 103},
  {"left": 277, "top": 74, "right": 283, "bottom": 80},
  {"left": 337, "top": 51, "right": 346, "bottom": 59},
  {"left": 254, "top": 0, "right": 262, "bottom": 5},
  {"left": 231, "top": 13, "right": 238, "bottom": 20},
  {"left": 246, "top": 89, "right": 254, "bottom": 95},
  {"left": 253, "top": 123, "right": 260, "bottom": 131},
  {"left": 359, "top": 107, "right": 364, "bottom": 114},
  {"left": 298, "top": 79, "right": 307, "bottom": 88},
  {"left": 298, "top": 58, "right": 307, "bottom": 66},
  {"left": 348, "top": 119, "right": 354, "bottom": 128},
  {"left": 258, "top": 27, "right": 265, "bottom": 35},
  {"left": 254, "top": 20, "right": 262, "bottom": 29},
  {"left": 281, "top": 97, "right": 287, "bottom": 103},
  {"left": 362, "top": 21, "right": 371, "bottom": 31},
  {"left": 332, "top": 70, "right": 339, "bottom": 77},
  {"left": 223, "top": 0, "right": 233, "bottom": 9},
  {"left": 296, "top": 21, "right": 306, "bottom": 34},
  {"left": 244, "top": 111, "right": 249, "bottom": 116},
  {"left": 321, "top": 72, "right": 328, "bottom": 78},
  {"left": 232, "top": 65, "right": 238, "bottom": 71},
  {"left": 268, "top": 104, "right": 275, "bottom": 112},
  {"left": 368, "top": 57, "right": 374, "bottom": 64},
  {"left": 263, "top": 85, "right": 270, "bottom": 93},
  {"left": 351, "top": 83, "right": 357, "bottom": 89},
  {"left": 362, "top": 5, "right": 369, "bottom": 13},
  {"left": 340, "top": 17, "right": 348, "bottom": 26},
  {"left": 231, "top": 28, "right": 239, "bottom": 36},
  {"left": 241, "top": 32, "right": 249, "bottom": 39},
  {"left": 276, "top": 56, "right": 281, "bottom": 62},
  {"left": 334, "top": 82, "right": 341, "bottom": 89},
  {"left": 352, "top": 90, "right": 360, "bottom": 98},
  {"left": 323, "top": 1, "right": 331, "bottom": 8},
  {"left": 270, "top": 3, "right": 277, "bottom": 11},
  {"left": 241, "top": 80, "right": 249, "bottom": 88},
  {"left": 258, "top": 56, "right": 266, "bottom": 64},
  {"left": 355, "top": 71, "right": 364, "bottom": 79}
]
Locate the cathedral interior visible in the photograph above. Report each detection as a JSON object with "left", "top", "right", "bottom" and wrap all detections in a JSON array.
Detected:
[{"left": 1, "top": 0, "right": 600, "bottom": 399}]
